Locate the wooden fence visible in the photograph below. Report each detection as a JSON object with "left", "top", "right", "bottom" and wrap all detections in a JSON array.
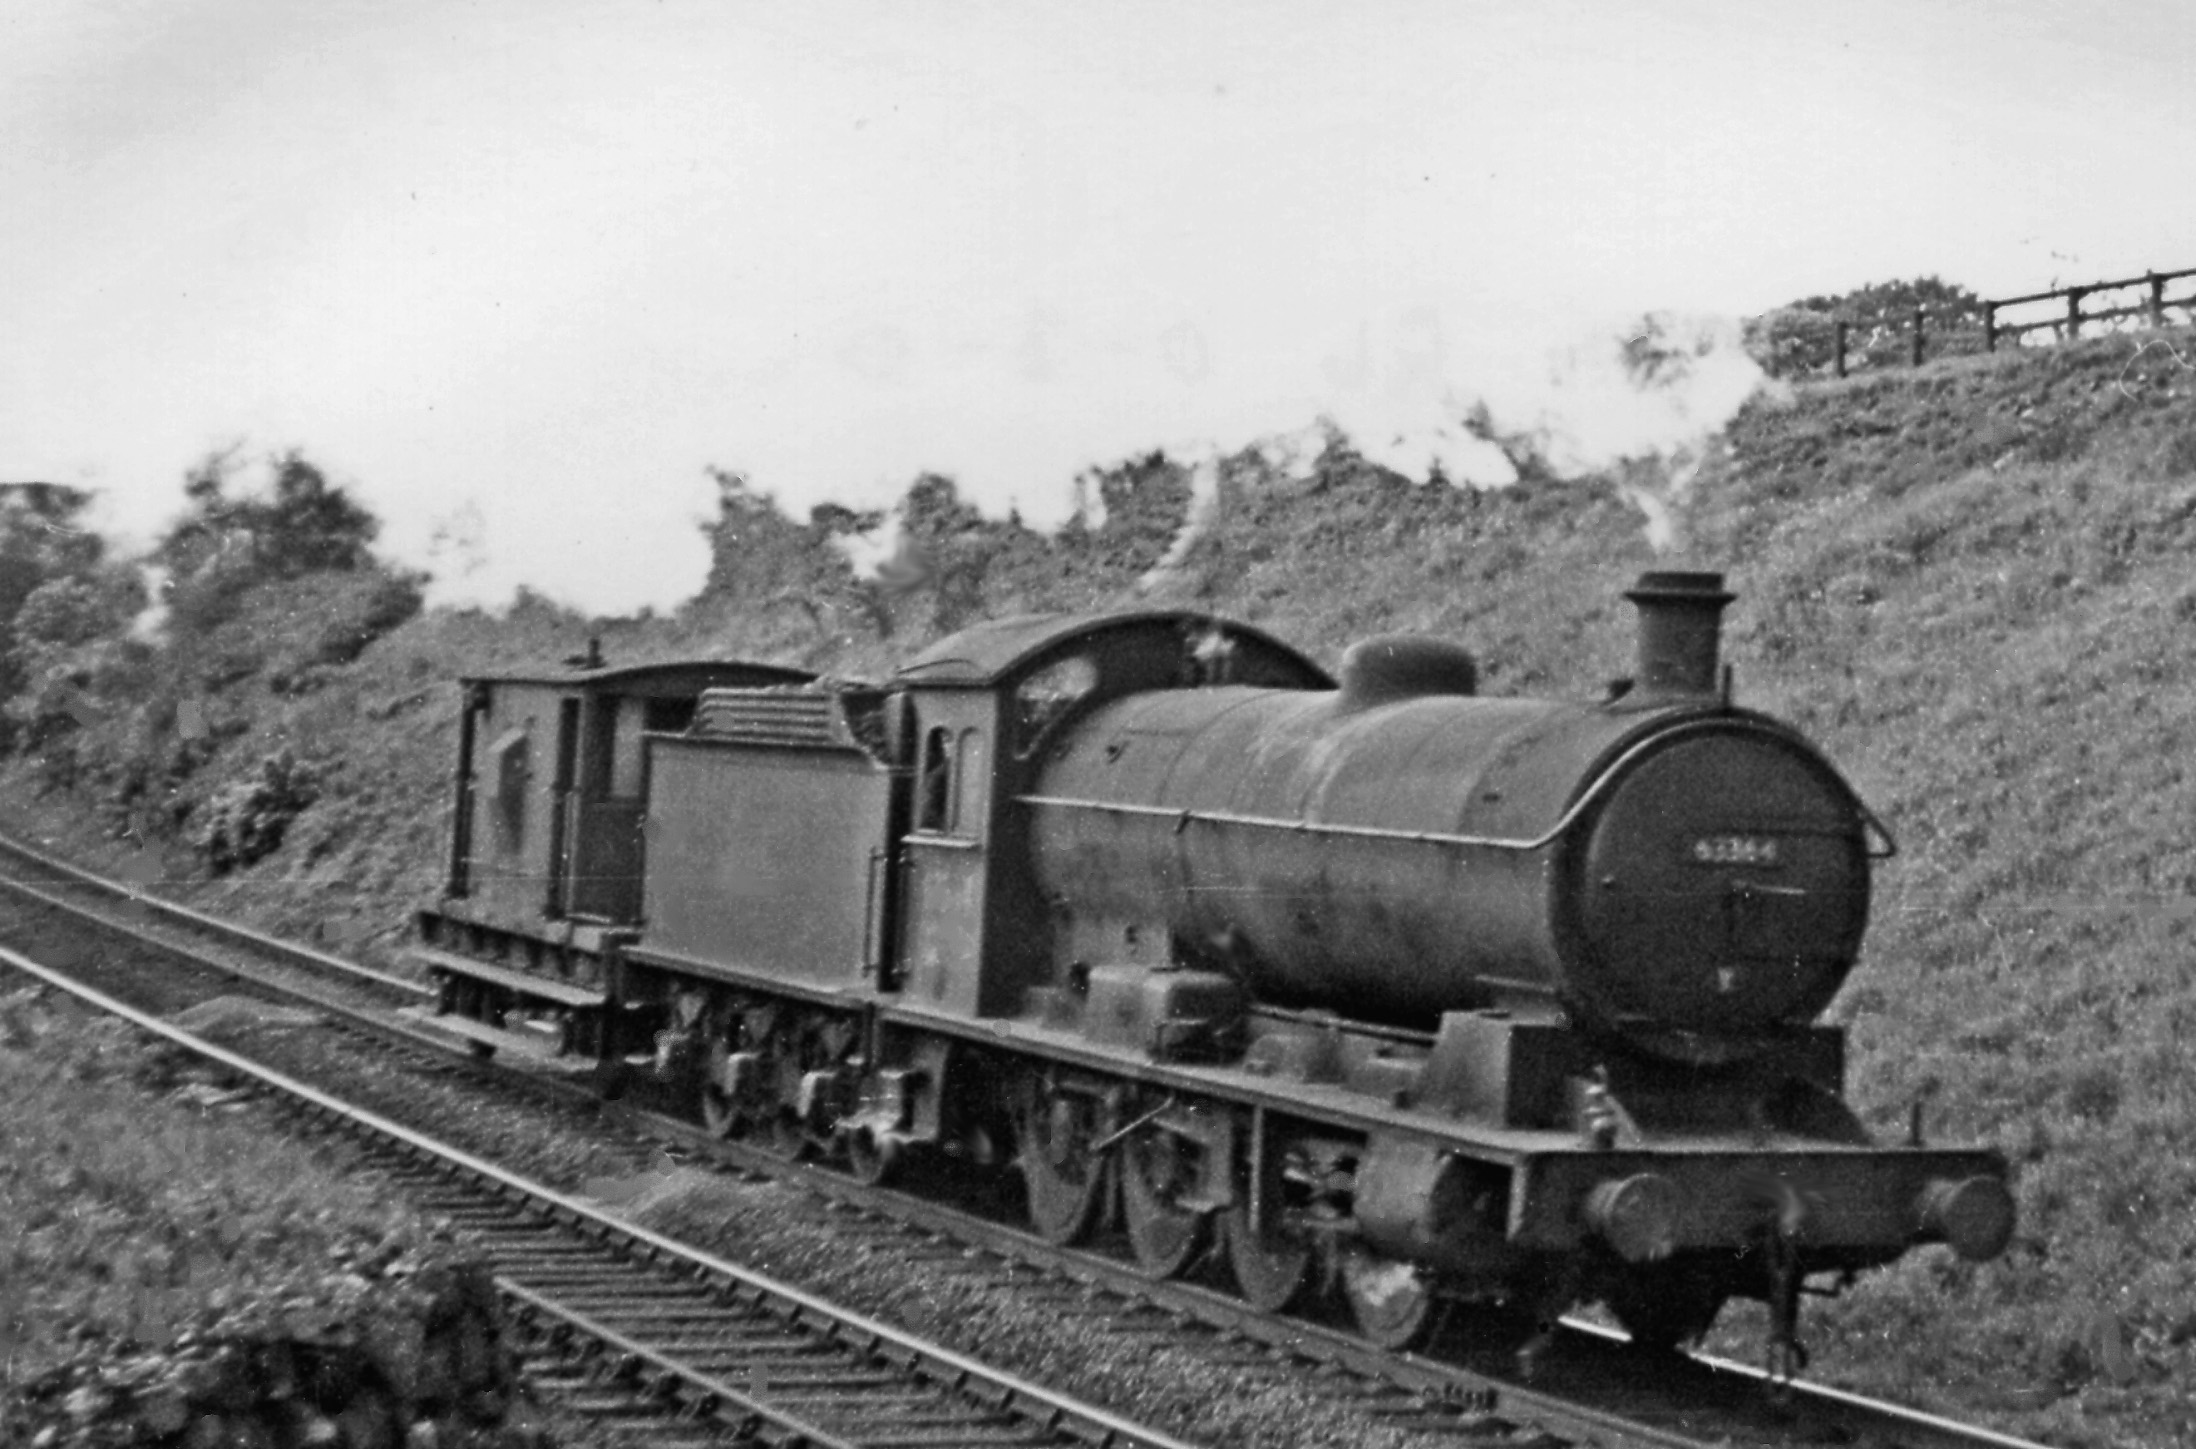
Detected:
[{"left": 1830, "top": 266, "right": 2196, "bottom": 377}]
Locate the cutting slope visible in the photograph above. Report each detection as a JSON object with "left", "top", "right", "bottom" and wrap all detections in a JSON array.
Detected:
[{"left": 7, "top": 327, "right": 2195, "bottom": 1445}]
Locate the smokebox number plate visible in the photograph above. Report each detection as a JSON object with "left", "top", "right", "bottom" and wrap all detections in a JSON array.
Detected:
[{"left": 1689, "top": 834, "right": 1781, "bottom": 867}]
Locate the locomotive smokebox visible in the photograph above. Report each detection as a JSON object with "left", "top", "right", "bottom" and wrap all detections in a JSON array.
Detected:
[{"left": 1626, "top": 570, "right": 1735, "bottom": 699}]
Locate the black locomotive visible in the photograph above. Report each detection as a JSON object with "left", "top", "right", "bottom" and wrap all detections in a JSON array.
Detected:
[{"left": 410, "top": 571, "right": 2014, "bottom": 1367}]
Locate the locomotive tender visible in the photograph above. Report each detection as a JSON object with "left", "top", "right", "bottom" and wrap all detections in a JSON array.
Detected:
[{"left": 411, "top": 571, "right": 2014, "bottom": 1365}]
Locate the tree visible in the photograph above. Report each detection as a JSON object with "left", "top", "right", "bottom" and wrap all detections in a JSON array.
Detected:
[
  {"left": 1791, "top": 275, "right": 1986, "bottom": 328},
  {"left": 156, "top": 449, "right": 383, "bottom": 636},
  {"left": 1748, "top": 275, "right": 1987, "bottom": 379},
  {"left": 0, "top": 484, "right": 103, "bottom": 623},
  {"left": 259, "top": 451, "right": 379, "bottom": 572},
  {"left": 898, "top": 473, "right": 1017, "bottom": 635},
  {"left": 161, "top": 449, "right": 378, "bottom": 581},
  {"left": 0, "top": 484, "right": 110, "bottom": 739}
]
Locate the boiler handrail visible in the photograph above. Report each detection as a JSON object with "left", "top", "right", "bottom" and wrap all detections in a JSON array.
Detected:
[{"left": 1019, "top": 718, "right": 1897, "bottom": 858}]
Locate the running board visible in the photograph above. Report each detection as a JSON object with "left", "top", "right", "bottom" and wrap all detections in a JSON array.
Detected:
[
  {"left": 396, "top": 1004, "right": 594, "bottom": 1069},
  {"left": 406, "top": 946, "right": 608, "bottom": 1010}
]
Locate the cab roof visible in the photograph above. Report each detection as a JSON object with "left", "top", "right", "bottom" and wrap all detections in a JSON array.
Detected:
[
  {"left": 465, "top": 658, "right": 814, "bottom": 693},
  {"left": 893, "top": 609, "right": 1331, "bottom": 689}
]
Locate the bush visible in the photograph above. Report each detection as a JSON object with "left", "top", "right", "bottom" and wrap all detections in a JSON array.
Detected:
[
  {"left": 1748, "top": 275, "right": 1988, "bottom": 380},
  {"left": 2, "top": 571, "right": 150, "bottom": 747},
  {"left": 266, "top": 569, "right": 427, "bottom": 695},
  {"left": 193, "top": 750, "right": 319, "bottom": 873},
  {"left": 2158, "top": 425, "right": 2196, "bottom": 478},
  {"left": 0, "top": 993, "right": 551, "bottom": 1448},
  {"left": 1745, "top": 307, "right": 1842, "bottom": 378}
]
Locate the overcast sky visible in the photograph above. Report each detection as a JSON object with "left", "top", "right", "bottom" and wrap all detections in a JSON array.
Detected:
[{"left": 4, "top": 0, "right": 2190, "bottom": 610}]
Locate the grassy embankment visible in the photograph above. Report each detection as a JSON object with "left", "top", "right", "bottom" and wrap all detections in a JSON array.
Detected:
[
  {"left": 6, "top": 328, "right": 2195, "bottom": 1446},
  {"left": 0, "top": 989, "right": 421, "bottom": 1415}
]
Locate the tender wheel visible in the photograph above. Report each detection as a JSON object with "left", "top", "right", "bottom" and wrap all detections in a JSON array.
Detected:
[
  {"left": 698, "top": 1038, "right": 745, "bottom": 1139},
  {"left": 456, "top": 980, "right": 497, "bottom": 1058},
  {"left": 1120, "top": 1129, "right": 1208, "bottom": 1279},
  {"left": 555, "top": 1009, "right": 600, "bottom": 1059},
  {"left": 753, "top": 1036, "right": 820, "bottom": 1161},
  {"left": 1342, "top": 1248, "right": 1440, "bottom": 1350},
  {"left": 846, "top": 1126, "right": 904, "bottom": 1186},
  {"left": 763, "top": 1108, "right": 814, "bottom": 1162},
  {"left": 1607, "top": 1266, "right": 1728, "bottom": 1352},
  {"left": 1018, "top": 1085, "right": 1106, "bottom": 1245},
  {"left": 698, "top": 1089, "right": 739, "bottom": 1137}
]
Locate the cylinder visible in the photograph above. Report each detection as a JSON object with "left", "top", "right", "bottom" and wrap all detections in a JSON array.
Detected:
[
  {"left": 1916, "top": 1176, "right": 2017, "bottom": 1261},
  {"left": 1585, "top": 1174, "right": 1681, "bottom": 1263}
]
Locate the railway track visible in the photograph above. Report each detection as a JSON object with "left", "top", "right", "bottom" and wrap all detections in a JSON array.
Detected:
[
  {"left": 0, "top": 828, "right": 2055, "bottom": 1449},
  {"left": 2, "top": 944, "right": 1201, "bottom": 1449}
]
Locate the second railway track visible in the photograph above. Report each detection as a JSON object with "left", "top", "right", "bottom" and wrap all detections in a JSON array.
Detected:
[
  {"left": 3, "top": 944, "right": 1202, "bottom": 1449},
  {"left": 0, "top": 826, "right": 2054, "bottom": 1449}
]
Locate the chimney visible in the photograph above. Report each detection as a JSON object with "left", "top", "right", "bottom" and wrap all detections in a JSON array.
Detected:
[{"left": 1624, "top": 571, "right": 1734, "bottom": 699}]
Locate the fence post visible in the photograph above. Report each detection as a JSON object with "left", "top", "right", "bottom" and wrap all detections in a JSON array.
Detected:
[
  {"left": 1985, "top": 304, "right": 1998, "bottom": 352},
  {"left": 1834, "top": 319, "right": 1848, "bottom": 378},
  {"left": 2150, "top": 273, "right": 2166, "bottom": 328},
  {"left": 1911, "top": 307, "right": 1925, "bottom": 367},
  {"left": 2066, "top": 287, "right": 2085, "bottom": 340}
]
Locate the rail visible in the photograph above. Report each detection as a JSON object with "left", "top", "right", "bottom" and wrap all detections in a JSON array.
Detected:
[
  {"left": 0, "top": 829, "right": 430, "bottom": 999},
  {"left": 0, "top": 942, "right": 1205, "bottom": 1449}
]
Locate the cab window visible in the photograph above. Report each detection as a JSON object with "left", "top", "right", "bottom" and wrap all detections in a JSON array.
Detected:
[
  {"left": 954, "top": 728, "right": 987, "bottom": 833},
  {"left": 917, "top": 727, "right": 953, "bottom": 832}
]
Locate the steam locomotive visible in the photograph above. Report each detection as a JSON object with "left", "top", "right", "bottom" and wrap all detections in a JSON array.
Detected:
[{"left": 408, "top": 572, "right": 2014, "bottom": 1368}]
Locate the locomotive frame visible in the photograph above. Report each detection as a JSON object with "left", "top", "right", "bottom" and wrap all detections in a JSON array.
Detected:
[{"left": 410, "top": 574, "right": 2015, "bottom": 1370}]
